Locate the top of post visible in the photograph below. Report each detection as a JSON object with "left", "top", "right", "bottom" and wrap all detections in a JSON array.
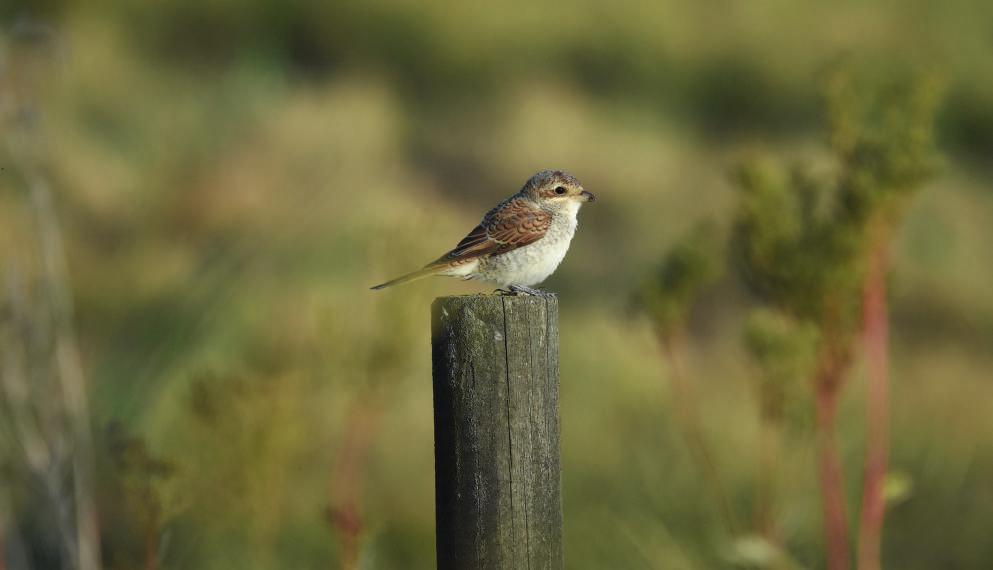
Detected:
[{"left": 432, "top": 293, "right": 559, "bottom": 310}]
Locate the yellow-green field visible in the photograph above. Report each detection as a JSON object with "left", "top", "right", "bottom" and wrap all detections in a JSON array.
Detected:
[{"left": 2, "top": 1, "right": 992, "bottom": 568}]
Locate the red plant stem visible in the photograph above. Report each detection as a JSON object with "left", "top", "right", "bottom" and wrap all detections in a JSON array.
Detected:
[
  {"left": 145, "top": 524, "right": 158, "bottom": 570},
  {"left": 756, "top": 416, "right": 781, "bottom": 544},
  {"left": 815, "top": 350, "right": 851, "bottom": 570},
  {"left": 330, "top": 402, "right": 377, "bottom": 570},
  {"left": 857, "top": 242, "right": 890, "bottom": 570}
]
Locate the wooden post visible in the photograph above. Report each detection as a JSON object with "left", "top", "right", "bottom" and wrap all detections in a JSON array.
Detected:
[{"left": 431, "top": 295, "right": 562, "bottom": 570}]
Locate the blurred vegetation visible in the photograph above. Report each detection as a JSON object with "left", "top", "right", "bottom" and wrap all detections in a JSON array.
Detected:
[
  {"left": 1, "top": 1, "right": 992, "bottom": 569},
  {"left": 641, "top": 71, "right": 942, "bottom": 569}
]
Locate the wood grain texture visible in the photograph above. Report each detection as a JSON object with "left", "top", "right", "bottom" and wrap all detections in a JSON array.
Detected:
[{"left": 431, "top": 295, "right": 562, "bottom": 570}]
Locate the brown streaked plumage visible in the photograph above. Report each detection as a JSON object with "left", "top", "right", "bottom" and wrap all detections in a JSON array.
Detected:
[
  {"left": 371, "top": 170, "right": 595, "bottom": 292},
  {"left": 442, "top": 197, "right": 552, "bottom": 263}
]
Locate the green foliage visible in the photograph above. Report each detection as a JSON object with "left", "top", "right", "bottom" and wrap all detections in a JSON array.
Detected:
[
  {"left": 732, "top": 158, "right": 837, "bottom": 321},
  {"left": 742, "top": 309, "right": 819, "bottom": 421},
  {"left": 636, "top": 222, "right": 722, "bottom": 338},
  {"left": 827, "top": 68, "right": 943, "bottom": 228},
  {"left": 733, "top": 71, "right": 941, "bottom": 338}
]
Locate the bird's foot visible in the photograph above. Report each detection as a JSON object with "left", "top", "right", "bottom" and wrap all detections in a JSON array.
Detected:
[{"left": 508, "top": 284, "right": 556, "bottom": 298}]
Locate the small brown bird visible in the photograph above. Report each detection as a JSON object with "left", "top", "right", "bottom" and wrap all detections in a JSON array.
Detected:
[{"left": 371, "top": 170, "right": 596, "bottom": 295}]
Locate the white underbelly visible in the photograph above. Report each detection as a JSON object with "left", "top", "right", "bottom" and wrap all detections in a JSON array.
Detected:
[{"left": 478, "top": 234, "right": 572, "bottom": 287}]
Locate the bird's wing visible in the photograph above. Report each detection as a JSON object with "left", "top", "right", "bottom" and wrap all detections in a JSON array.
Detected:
[{"left": 433, "top": 198, "right": 551, "bottom": 265}]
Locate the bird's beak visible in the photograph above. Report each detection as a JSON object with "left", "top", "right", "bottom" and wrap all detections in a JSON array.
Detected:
[{"left": 580, "top": 190, "right": 597, "bottom": 202}]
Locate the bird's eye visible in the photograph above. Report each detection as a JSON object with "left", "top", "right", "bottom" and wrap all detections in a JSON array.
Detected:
[{"left": 554, "top": 186, "right": 567, "bottom": 195}]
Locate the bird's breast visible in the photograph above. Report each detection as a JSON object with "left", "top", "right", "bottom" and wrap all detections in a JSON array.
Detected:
[{"left": 480, "top": 212, "right": 578, "bottom": 287}]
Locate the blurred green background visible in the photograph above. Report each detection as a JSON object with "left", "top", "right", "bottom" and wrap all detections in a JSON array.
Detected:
[{"left": 1, "top": 1, "right": 992, "bottom": 568}]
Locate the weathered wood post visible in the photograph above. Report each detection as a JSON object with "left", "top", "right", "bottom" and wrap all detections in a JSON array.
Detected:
[{"left": 431, "top": 294, "right": 562, "bottom": 569}]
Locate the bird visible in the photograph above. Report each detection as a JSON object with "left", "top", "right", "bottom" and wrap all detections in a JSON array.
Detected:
[{"left": 371, "top": 169, "right": 596, "bottom": 296}]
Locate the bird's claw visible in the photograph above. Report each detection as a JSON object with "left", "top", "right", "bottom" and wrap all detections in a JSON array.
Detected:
[{"left": 508, "top": 285, "right": 556, "bottom": 298}]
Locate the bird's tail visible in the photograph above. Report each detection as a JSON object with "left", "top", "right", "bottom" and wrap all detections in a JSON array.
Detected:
[{"left": 370, "top": 265, "right": 442, "bottom": 290}]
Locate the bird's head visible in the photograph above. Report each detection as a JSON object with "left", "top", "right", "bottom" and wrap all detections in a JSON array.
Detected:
[{"left": 522, "top": 169, "right": 596, "bottom": 212}]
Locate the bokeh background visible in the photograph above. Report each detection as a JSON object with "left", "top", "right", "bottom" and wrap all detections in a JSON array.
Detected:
[{"left": 1, "top": 1, "right": 991, "bottom": 569}]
